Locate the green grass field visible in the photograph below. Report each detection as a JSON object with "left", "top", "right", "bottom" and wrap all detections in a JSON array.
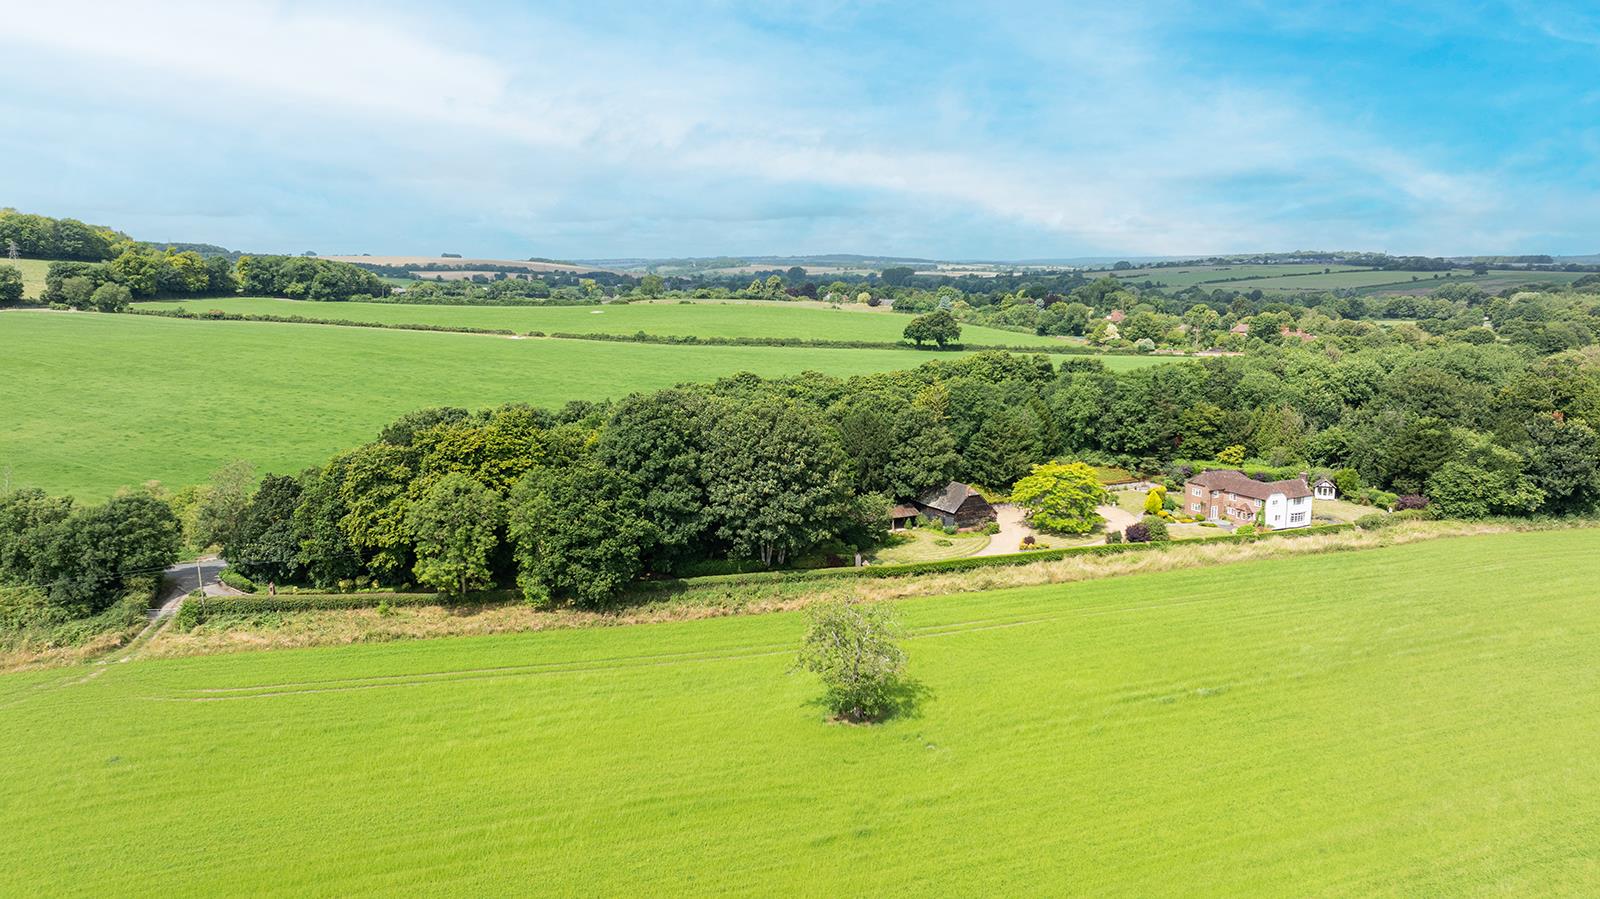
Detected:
[
  {"left": 0, "top": 312, "right": 1058, "bottom": 499},
  {"left": 3, "top": 529, "right": 1598, "bottom": 894},
  {"left": 1211, "top": 269, "right": 1476, "bottom": 292},
  {"left": 1106, "top": 263, "right": 1586, "bottom": 296},
  {"left": 1, "top": 257, "right": 54, "bottom": 299},
  {"left": 139, "top": 296, "right": 1049, "bottom": 347},
  {"left": 0, "top": 311, "right": 1165, "bottom": 498},
  {"left": 1215, "top": 269, "right": 1588, "bottom": 295},
  {"left": 1108, "top": 263, "right": 1369, "bottom": 288},
  {"left": 1354, "top": 270, "right": 1589, "bottom": 297}
]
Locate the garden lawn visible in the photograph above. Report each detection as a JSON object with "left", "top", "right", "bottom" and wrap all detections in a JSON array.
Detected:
[
  {"left": 869, "top": 526, "right": 990, "bottom": 563},
  {"left": 2, "top": 529, "right": 1599, "bottom": 894},
  {"left": 139, "top": 296, "right": 1057, "bottom": 348},
  {"left": 1313, "top": 498, "right": 1383, "bottom": 523},
  {"left": 0, "top": 312, "right": 993, "bottom": 498}
]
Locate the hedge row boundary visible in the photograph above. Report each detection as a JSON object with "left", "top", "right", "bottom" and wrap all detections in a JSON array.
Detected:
[
  {"left": 631, "top": 523, "right": 1356, "bottom": 593},
  {"left": 195, "top": 588, "right": 518, "bottom": 615},
  {"left": 198, "top": 525, "right": 1353, "bottom": 614}
]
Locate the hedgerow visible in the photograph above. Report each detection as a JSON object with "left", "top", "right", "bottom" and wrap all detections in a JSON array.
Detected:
[{"left": 193, "top": 588, "right": 517, "bottom": 615}]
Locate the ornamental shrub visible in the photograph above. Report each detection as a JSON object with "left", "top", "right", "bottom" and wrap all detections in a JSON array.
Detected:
[{"left": 1123, "top": 522, "right": 1151, "bottom": 543}]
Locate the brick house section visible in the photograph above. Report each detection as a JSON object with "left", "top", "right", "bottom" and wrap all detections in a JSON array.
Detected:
[{"left": 1183, "top": 469, "right": 1314, "bottom": 530}]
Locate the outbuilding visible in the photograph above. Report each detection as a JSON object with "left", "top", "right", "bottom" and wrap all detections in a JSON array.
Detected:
[
  {"left": 911, "top": 482, "right": 996, "bottom": 529},
  {"left": 889, "top": 503, "right": 920, "bottom": 530},
  {"left": 1312, "top": 477, "right": 1337, "bottom": 500}
]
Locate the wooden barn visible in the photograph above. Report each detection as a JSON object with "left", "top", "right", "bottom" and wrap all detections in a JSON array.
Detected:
[
  {"left": 912, "top": 482, "right": 995, "bottom": 529},
  {"left": 889, "top": 503, "right": 920, "bottom": 530}
]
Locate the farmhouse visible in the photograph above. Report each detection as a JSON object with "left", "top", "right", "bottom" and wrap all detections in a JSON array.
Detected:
[
  {"left": 1183, "top": 469, "right": 1313, "bottom": 530},
  {"left": 912, "top": 482, "right": 995, "bottom": 529}
]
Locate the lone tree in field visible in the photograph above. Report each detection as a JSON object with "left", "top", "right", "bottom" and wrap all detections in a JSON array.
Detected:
[
  {"left": 794, "top": 601, "right": 907, "bottom": 723},
  {"left": 903, "top": 310, "right": 962, "bottom": 348},
  {"left": 1011, "top": 461, "right": 1107, "bottom": 535}
]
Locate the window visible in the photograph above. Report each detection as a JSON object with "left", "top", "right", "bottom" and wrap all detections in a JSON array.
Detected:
[
  {"left": 1192, "top": 503, "right": 1202, "bottom": 512},
  {"left": 1192, "top": 486, "right": 1202, "bottom": 496},
  {"left": 1289, "top": 512, "right": 1307, "bottom": 524}
]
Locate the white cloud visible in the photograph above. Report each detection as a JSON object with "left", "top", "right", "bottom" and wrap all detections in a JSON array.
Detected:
[{"left": 0, "top": 0, "right": 1580, "bottom": 256}]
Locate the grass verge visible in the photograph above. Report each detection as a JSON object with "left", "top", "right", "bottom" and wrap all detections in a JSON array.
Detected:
[{"left": 139, "top": 518, "right": 1583, "bottom": 660}]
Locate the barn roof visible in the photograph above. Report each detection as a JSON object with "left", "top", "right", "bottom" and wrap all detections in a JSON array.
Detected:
[
  {"left": 915, "top": 481, "right": 985, "bottom": 514},
  {"left": 1188, "top": 469, "right": 1312, "bottom": 500}
]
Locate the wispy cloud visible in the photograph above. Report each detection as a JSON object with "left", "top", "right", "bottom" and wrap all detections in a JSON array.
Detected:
[{"left": 0, "top": 0, "right": 1595, "bottom": 257}]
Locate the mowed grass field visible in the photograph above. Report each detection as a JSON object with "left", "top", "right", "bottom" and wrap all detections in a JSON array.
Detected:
[
  {"left": 4, "top": 530, "right": 1599, "bottom": 894},
  {"left": 0, "top": 312, "right": 1164, "bottom": 499},
  {"left": 139, "top": 296, "right": 1050, "bottom": 346}
]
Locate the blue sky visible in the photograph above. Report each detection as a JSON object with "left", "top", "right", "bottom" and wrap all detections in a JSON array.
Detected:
[{"left": 3, "top": 0, "right": 1599, "bottom": 259}]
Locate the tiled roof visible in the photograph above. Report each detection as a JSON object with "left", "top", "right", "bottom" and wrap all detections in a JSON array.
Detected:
[
  {"left": 1188, "top": 469, "right": 1312, "bottom": 500},
  {"left": 916, "top": 481, "right": 983, "bottom": 514}
]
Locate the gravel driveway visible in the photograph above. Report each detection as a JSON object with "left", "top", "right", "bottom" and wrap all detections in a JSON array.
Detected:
[
  {"left": 974, "top": 504, "right": 1035, "bottom": 556},
  {"left": 1097, "top": 503, "right": 1139, "bottom": 539}
]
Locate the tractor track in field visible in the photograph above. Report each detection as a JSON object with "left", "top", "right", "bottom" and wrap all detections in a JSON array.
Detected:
[{"left": 140, "top": 596, "right": 1253, "bottom": 703}]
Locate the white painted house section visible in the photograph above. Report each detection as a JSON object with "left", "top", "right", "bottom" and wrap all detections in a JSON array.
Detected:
[{"left": 1264, "top": 494, "right": 1313, "bottom": 529}]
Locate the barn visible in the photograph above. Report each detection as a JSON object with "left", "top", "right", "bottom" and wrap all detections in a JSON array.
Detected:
[
  {"left": 912, "top": 482, "right": 996, "bottom": 529},
  {"left": 889, "top": 503, "right": 920, "bottom": 530}
]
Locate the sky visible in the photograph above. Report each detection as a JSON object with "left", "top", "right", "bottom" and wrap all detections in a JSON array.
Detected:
[{"left": 2, "top": 0, "right": 1599, "bottom": 260}]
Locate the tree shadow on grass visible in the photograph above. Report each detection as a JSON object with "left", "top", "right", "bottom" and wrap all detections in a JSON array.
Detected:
[{"left": 805, "top": 676, "right": 933, "bottom": 725}]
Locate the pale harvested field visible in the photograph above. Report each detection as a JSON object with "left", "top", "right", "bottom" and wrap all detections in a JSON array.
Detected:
[{"left": 323, "top": 255, "right": 607, "bottom": 273}]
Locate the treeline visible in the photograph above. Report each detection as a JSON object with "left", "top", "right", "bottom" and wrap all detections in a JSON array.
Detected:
[
  {"left": 0, "top": 490, "right": 180, "bottom": 628},
  {"left": 0, "top": 209, "right": 133, "bottom": 261},
  {"left": 21, "top": 253, "right": 387, "bottom": 309},
  {"left": 236, "top": 255, "right": 387, "bottom": 301},
  {"left": 188, "top": 337, "right": 1600, "bottom": 592}
]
